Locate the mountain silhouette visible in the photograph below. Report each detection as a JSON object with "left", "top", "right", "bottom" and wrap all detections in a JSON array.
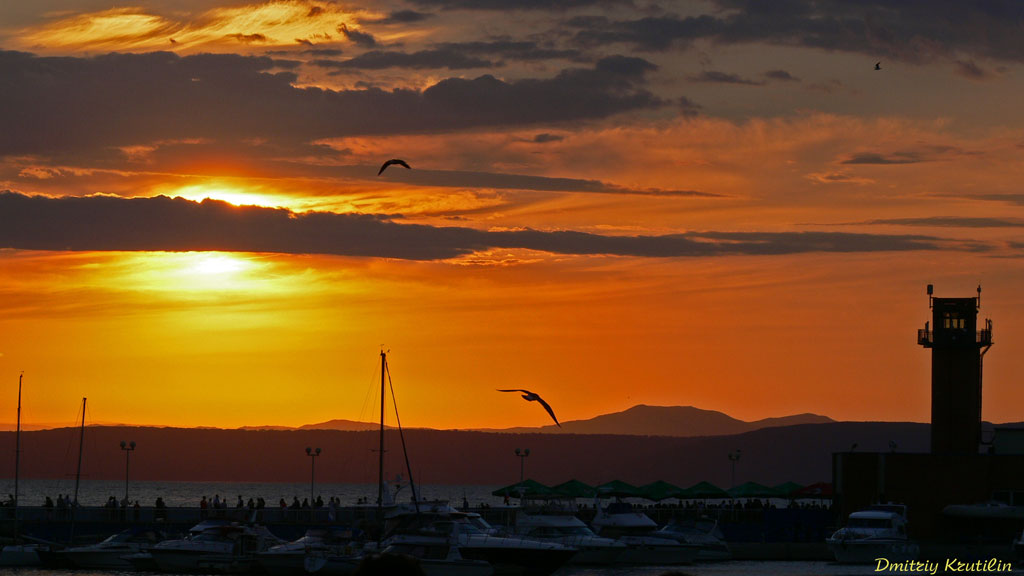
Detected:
[{"left": 477, "top": 404, "right": 834, "bottom": 437}]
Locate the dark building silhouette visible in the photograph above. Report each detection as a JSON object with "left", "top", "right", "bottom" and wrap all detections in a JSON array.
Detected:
[
  {"left": 833, "top": 286, "right": 1024, "bottom": 546},
  {"left": 917, "top": 285, "right": 993, "bottom": 454}
]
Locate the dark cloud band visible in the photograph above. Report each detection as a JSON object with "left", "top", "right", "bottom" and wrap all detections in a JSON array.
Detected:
[
  {"left": 567, "top": 1, "right": 1024, "bottom": 63},
  {"left": 0, "top": 51, "right": 661, "bottom": 157},
  {"left": 0, "top": 192, "right": 960, "bottom": 261}
]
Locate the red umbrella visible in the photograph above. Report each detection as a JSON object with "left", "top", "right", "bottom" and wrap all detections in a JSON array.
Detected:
[{"left": 790, "top": 481, "right": 833, "bottom": 498}]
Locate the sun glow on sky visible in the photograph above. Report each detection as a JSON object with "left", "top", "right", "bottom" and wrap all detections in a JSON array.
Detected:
[{"left": 170, "top": 183, "right": 296, "bottom": 211}]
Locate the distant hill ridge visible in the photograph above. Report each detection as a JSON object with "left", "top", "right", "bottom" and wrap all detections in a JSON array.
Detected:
[
  {"left": 237, "top": 419, "right": 383, "bottom": 432},
  {"left": 230, "top": 404, "right": 833, "bottom": 438},
  {"left": 1, "top": 405, "right": 835, "bottom": 435},
  {"left": 478, "top": 404, "right": 834, "bottom": 437}
]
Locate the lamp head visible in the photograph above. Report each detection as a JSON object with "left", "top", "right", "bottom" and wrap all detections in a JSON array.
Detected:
[{"left": 306, "top": 447, "right": 312, "bottom": 455}]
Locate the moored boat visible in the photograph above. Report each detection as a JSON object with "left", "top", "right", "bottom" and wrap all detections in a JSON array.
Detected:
[
  {"left": 256, "top": 527, "right": 362, "bottom": 576},
  {"left": 0, "top": 543, "right": 45, "bottom": 567},
  {"left": 0, "top": 374, "right": 44, "bottom": 568},
  {"left": 826, "top": 504, "right": 919, "bottom": 564},
  {"left": 590, "top": 500, "right": 698, "bottom": 565},
  {"left": 654, "top": 518, "right": 731, "bottom": 561},
  {"left": 384, "top": 503, "right": 574, "bottom": 576},
  {"left": 382, "top": 521, "right": 493, "bottom": 576},
  {"left": 149, "top": 521, "right": 284, "bottom": 573},
  {"left": 59, "top": 527, "right": 170, "bottom": 569},
  {"left": 512, "top": 498, "right": 625, "bottom": 565}
]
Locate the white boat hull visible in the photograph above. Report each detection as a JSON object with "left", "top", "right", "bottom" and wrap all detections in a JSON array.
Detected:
[
  {"left": 0, "top": 544, "right": 42, "bottom": 567},
  {"left": 124, "top": 551, "right": 160, "bottom": 571},
  {"left": 418, "top": 557, "right": 494, "bottom": 576},
  {"left": 150, "top": 549, "right": 258, "bottom": 574},
  {"left": 256, "top": 550, "right": 308, "bottom": 576},
  {"left": 568, "top": 547, "right": 624, "bottom": 565},
  {"left": 62, "top": 548, "right": 137, "bottom": 570},
  {"left": 303, "top": 553, "right": 361, "bottom": 575},
  {"left": 828, "top": 538, "right": 919, "bottom": 564},
  {"left": 614, "top": 537, "right": 697, "bottom": 566}
]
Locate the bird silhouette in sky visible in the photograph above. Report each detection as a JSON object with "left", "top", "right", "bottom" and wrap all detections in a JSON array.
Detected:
[
  {"left": 377, "top": 158, "right": 411, "bottom": 176},
  {"left": 874, "top": 62, "right": 881, "bottom": 70},
  {"left": 497, "top": 389, "right": 561, "bottom": 427}
]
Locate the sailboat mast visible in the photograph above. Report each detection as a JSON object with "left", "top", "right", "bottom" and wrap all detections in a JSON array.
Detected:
[
  {"left": 377, "top": 350, "right": 386, "bottom": 515},
  {"left": 68, "top": 397, "right": 86, "bottom": 545},
  {"left": 74, "top": 398, "right": 86, "bottom": 503},
  {"left": 13, "top": 372, "right": 23, "bottom": 538},
  {"left": 14, "top": 373, "right": 22, "bottom": 510}
]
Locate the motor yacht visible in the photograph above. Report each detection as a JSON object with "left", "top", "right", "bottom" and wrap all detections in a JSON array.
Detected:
[
  {"left": 590, "top": 500, "right": 698, "bottom": 565},
  {"left": 512, "top": 498, "right": 625, "bottom": 565},
  {"left": 654, "top": 518, "right": 731, "bottom": 561},
  {"left": 148, "top": 520, "right": 284, "bottom": 573},
  {"left": 826, "top": 504, "right": 919, "bottom": 564},
  {"left": 383, "top": 502, "right": 575, "bottom": 576},
  {"left": 59, "top": 527, "right": 170, "bottom": 570},
  {"left": 257, "top": 527, "right": 361, "bottom": 576}
]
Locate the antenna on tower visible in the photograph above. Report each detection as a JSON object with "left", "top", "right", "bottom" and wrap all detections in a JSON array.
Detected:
[
  {"left": 977, "top": 284, "right": 982, "bottom": 309},
  {"left": 927, "top": 284, "right": 934, "bottom": 309}
]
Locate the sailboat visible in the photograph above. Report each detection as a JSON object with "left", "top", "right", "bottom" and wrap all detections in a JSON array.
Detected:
[
  {"left": 367, "top": 352, "right": 574, "bottom": 576},
  {"left": 0, "top": 373, "right": 43, "bottom": 567}
]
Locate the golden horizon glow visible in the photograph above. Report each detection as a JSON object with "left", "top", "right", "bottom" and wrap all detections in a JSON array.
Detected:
[
  {"left": 168, "top": 183, "right": 297, "bottom": 211},
  {"left": 3, "top": 247, "right": 1023, "bottom": 430}
]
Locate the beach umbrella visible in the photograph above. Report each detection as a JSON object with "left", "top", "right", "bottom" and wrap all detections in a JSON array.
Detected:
[
  {"left": 683, "top": 481, "right": 730, "bottom": 499},
  {"left": 773, "top": 482, "right": 804, "bottom": 497},
  {"left": 491, "top": 479, "right": 555, "bottom": 498},
  {"left": 727, "top": 481, "right": 781, "bottom": 499},
  {"left": 790, "top": 482, "right": 833, "bottom": 499},
  {"left": 638, "top": 480, "right": 684, "bottom": 502},
  {"left": 596, "top": 480, "right": 641, "bottom": 498},
  {"left": 551, "top": 479, "right": 597, "bottom": 499}
]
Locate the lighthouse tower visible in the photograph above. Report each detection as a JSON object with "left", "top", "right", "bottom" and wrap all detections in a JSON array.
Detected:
[{"left": 917, "top": 285, "right": 993, "bottom": 454}]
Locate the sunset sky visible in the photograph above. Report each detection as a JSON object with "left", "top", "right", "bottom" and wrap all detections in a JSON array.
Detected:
[{"left": 1, "top": 0, "right": 1023, "bottom": 430}]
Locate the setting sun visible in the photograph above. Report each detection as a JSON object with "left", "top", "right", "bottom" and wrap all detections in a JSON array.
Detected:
[{"left": 169, "top": 183, "right": 293, "bottom": 210}]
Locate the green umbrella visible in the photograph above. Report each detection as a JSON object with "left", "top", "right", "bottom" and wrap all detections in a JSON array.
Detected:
[
  {"left": 596, "top": 480, "right": 641, "bottom": 498},
  {"left": 491, "top": 479, "right": 555, "bottom": 498},
  {"left": 551, "top": 479, "right": 597, "bottom": 499},
  {"left": 773, "top": 482, "right": 804, "bottom": 497},
  {"left": 638, "top": 480, "right": 684, "bottom": 502},
  {"left": 727, "top": 481, "right": 781, "bottom": 499},
  {"left": 683, "top": 481, "right": 730, "bottom": 499}
]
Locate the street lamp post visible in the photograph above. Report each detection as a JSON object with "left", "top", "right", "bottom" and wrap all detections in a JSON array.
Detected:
[
  {"left": 727, "top": 449, "right": 741, "bottom": 489},
  {"left": 514, "top": 448, "right": 530, "bottom": 484},
  {"left": 120, "top": 440, "right": 136, "bottom": 503},
  {"left": 306, "top": 447, "right": 321, "bottom": 504}
]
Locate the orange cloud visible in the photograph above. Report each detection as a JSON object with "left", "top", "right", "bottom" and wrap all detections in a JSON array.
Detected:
[{"left": 15, "top": 1, "right": 371, "bottom": 53}]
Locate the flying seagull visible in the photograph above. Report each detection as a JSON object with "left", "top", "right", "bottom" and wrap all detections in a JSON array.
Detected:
[
  {"left": 874, "top": 62, "right": 881, "bottom": 70},
  {"left": 497, "top": 389, "right": 561, "bottom": 427},
  {"left": 377, "top": 158, "right": 411, "bottom": 176}
]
